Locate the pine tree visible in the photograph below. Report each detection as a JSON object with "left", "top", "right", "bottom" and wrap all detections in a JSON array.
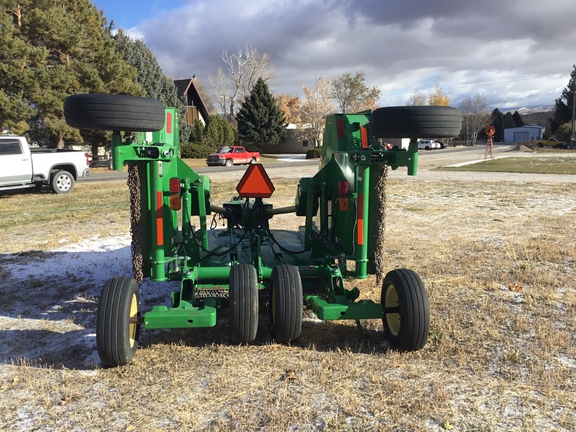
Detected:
[
  {"left": 0, "top": 3, "right": 37, "bottom": 134},
  {"left": 512, "top": 111, "right": 524, "bottom": 127},
  {"left": 502, "top": 112, "right": 516, "bottom": 130},
  {"left": 551, "top": 65, "right": 576, "bottom": 133},
  {"left": 491, "top": 108, "right": 504, "bottom": 142},
  {"left": 113, "top": 29, "right": 191, "bottom": 144},
  {"left": 204, "top": 114, "right": 235, "bottom": 149},
  {"left": 236, "top": 78, "right": 287, "bottom": 150},
  {"left": 1, "top": 0, "right": 141, "bottom": 147}
]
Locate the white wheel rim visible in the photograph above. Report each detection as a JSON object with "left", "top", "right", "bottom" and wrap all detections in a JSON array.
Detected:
[{"left": 56, "top": 175, "right": 71, "bottom": 191}]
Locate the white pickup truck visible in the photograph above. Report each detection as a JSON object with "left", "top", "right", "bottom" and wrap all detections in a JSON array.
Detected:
[{"left": 0, "top": 135, "right": 90, "bottom": 194}]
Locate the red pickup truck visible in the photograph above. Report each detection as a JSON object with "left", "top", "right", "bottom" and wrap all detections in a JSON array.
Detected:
[{"left": 206, "top": 146, "right": 260, "bottom": 167}]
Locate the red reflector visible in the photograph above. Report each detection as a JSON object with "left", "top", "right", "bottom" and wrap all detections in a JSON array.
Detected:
[
  {"left": 338, "top": 181, "right": 349, "bottom": 195},
  {"left": 338, "top": 198, "right": 349, "bottom": 211},
  {"left": 357, "top": 193, "right": 364, "bottom": 245},
  {"left": 166, "top": 112, "right": 172, "bottom": 134},
  {"left": 236, "top": 164, "right": 275, "bottom": 198},
  {"left": 360, "top": 126, "right": 368, "bottom": 149},
  {"left": 357, "top": 219, "right": 364, "bottom": 245},
  {"left": 169, "top": 177, "right": 181, "bottom": 194},
  {"left": 170, "top": 195, "right": 181, "bottom": 211},
  {"left": 337, "top": 118, "right": 344, "bottom": 139},
  {"left": 156, "top": 191, "right": 164, "bottom": 246},
  {"left": 85, "top": 153, "right": 90, "bottom": 166}
]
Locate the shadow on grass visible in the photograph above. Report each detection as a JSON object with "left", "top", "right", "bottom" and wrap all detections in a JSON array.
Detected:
[{"left": 1, "top": 245, "right": 391, "bottom": 371}]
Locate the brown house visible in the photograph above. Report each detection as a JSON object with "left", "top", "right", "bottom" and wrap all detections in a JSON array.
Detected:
[{"left": 174, "top": 78, "right": 209, "bottom": 126}]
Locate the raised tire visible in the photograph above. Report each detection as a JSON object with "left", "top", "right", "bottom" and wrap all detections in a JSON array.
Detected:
[
  {"left": 64, "top": 94, "right": 165, "bottom": 132},
  {"left": 270, "top": 265, "right": 303, "bottom": 343},
  {"left": 96, "top": 277, "right": 141, "bottom": 367},
  {"left": 381, "top": 269, "right": 429, "bottom": 351},
  {"left": 371, "top": 106, "right": 462, "bottom": 139},
  {"left": 50, "top": 170, "right": 74, "bottom": 194},
  {"left": 229, "top": 263, "right": 259, "bottom": 344}
]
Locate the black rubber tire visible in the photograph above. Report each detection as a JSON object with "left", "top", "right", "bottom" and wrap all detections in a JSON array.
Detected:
[
  {"left": 371, "top": 106, "right": 462, "bottom": 139},
  {"left": 381, "top": 269, "right": 429, "bottom": 351},
  {"left": 225, "top": 159, "right": 233, "bottom": 167},
  {"left": 50, "top": 170, "right": 74, "bottom": 194},
  {"left": 250, "top": 157, "right": 257, "bottom": 164},
  {"left": 270, "top": 265, "right": 303, "bottom": 343},
  {"left": 96, "top": 277, "right": 141, "bottom": 367},
  {"left": 229, "top": 264, "right": 259, "bottom": 344},
  {"left": 537, "top": 143, "right": 543, "bottom": 148},
  {"left": 64, "top": 94, "right": 165, "bottom": 132}
]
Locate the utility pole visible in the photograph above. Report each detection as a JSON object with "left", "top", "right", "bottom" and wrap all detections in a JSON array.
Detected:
[
  {"left": 570, "top": 64, "right": 576, "bottom": 148},
  {"left": 571, "top": 70, "right": 576, "bottom": 144}
]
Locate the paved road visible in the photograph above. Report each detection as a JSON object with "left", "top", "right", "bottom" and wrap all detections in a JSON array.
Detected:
[
  {"left": 80, "top": 146, "right": 500, "bottom": 182},
  {"left": 79, "top": 145, "right": 576, "bottom": 184},
  {"left": 80, "top": 159, "right": 320, "bottom": 183}
]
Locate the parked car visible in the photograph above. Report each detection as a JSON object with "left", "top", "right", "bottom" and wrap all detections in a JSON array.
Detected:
[
  {"left": 0, "top": 135, "right": 90, "bottom": 193},
  {"left": 206, "top": 146, "right": 260, "bottom": 167},
  {"left": 417, "top": 140, "right": 441, "bottom": 150},
  {"left": 533, "top": 137, "right": 564, "bottom": 148}
]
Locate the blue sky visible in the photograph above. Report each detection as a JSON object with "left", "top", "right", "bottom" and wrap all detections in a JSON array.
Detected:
[
  {"left": 90, "top": 0, "right": 576, "bottom": 111},
  {"left": 91, "top": 0, "right": 183, "bottom": 29}
]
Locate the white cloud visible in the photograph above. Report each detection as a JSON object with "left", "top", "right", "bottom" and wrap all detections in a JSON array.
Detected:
[{"left": 128, "top": 0, "right": 576, "bottom": 110}]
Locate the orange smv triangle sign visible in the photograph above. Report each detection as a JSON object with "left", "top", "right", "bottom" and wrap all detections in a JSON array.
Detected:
[{"left": 236, "top": 164, "right": 275, "bottom": 198}]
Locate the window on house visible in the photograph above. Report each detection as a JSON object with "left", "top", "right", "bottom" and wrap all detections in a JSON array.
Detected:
[{"left": 303, "top": 140, "right": 309, "bottom": 147}]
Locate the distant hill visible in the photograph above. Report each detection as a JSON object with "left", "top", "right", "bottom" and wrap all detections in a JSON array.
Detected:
[
  {"left": 514, "top": 106, "right": 554, "bottom": 115},
  {"left": 503, "top": 107, "right": 554, "bottom": 134},
  {"left": 521, "top": 111, "right": 554, "bottom": 134}
]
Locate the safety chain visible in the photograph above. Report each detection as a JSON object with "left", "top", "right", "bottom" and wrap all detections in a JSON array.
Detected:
[
  {"left": 374, "top": 165, "right": 388, "bottom": 286},
  {"left": 127, "top": 163, "right": 144, "bottom": 286}
]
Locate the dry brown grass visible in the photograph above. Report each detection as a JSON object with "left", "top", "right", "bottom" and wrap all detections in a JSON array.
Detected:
[{"left": 1, "top": 170, "right": 575, "bottom": 431}]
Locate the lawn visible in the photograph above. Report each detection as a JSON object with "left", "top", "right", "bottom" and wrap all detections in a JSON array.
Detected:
[
  {"left": 443, "top": 155, "right": 576, "bottom": 175},
  {"left": 0, "top": 172, "right": 575, "bottom": 430}
]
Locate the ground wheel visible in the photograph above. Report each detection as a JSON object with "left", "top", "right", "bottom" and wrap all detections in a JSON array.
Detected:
[
  {"left": 64, "top": 94, "right": 165, "bottom": 132},
  {"left": 50, "top": 170, "right": 74, "bottom": 194},
  {"left": 225, "top": 159, "right": 233, "bottom": 167},
  {"left": 371, "top": 106, "right": 462, "bottom": 139},
  {"left": 229, "top": 263, "right": 259, "bottom": 344},
  {"left": 96, "top": 277, "right": 141, "bottom": 367},
  {"left": 381, "top": 269, "right": 429, "bottom": 351},
  {"left": 270, "top": 265, "right": 303, "bottom": 343},
  {"left": 250, "top": 157, "right": 257, "bottom": 164}
]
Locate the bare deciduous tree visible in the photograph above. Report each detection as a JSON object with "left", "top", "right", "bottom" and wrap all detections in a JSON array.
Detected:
[
  {"left": 277, "top": 93, "right": 301, "bottom": 124},
  {"left": 407, "top": 90, "right": 427, "bottom": 106},
  {"left": 192, "top": 77, "right": 217, "bottom": 115},
  {"left": 208, "top": 45, "right": 275, "bottom": 117},
  {"left": 459, "top": 94, "right": 491, "bottom": 145},
  {"left": 208, "top": 68, "right": 232, "bottom": 116},
  {"left": 298, "top": 77, "right": 336, "bottom": 147},
  {"left": 331, "top": 71, "right": 381, "bottom": 113}
]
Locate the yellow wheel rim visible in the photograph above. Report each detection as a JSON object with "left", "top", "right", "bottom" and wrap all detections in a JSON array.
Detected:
[
  {"left": 129, "top": 293, "right": 138, "bottom": 348},
  {"left": 385, "top": 285, "right": 401, "bottom": 336}
]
